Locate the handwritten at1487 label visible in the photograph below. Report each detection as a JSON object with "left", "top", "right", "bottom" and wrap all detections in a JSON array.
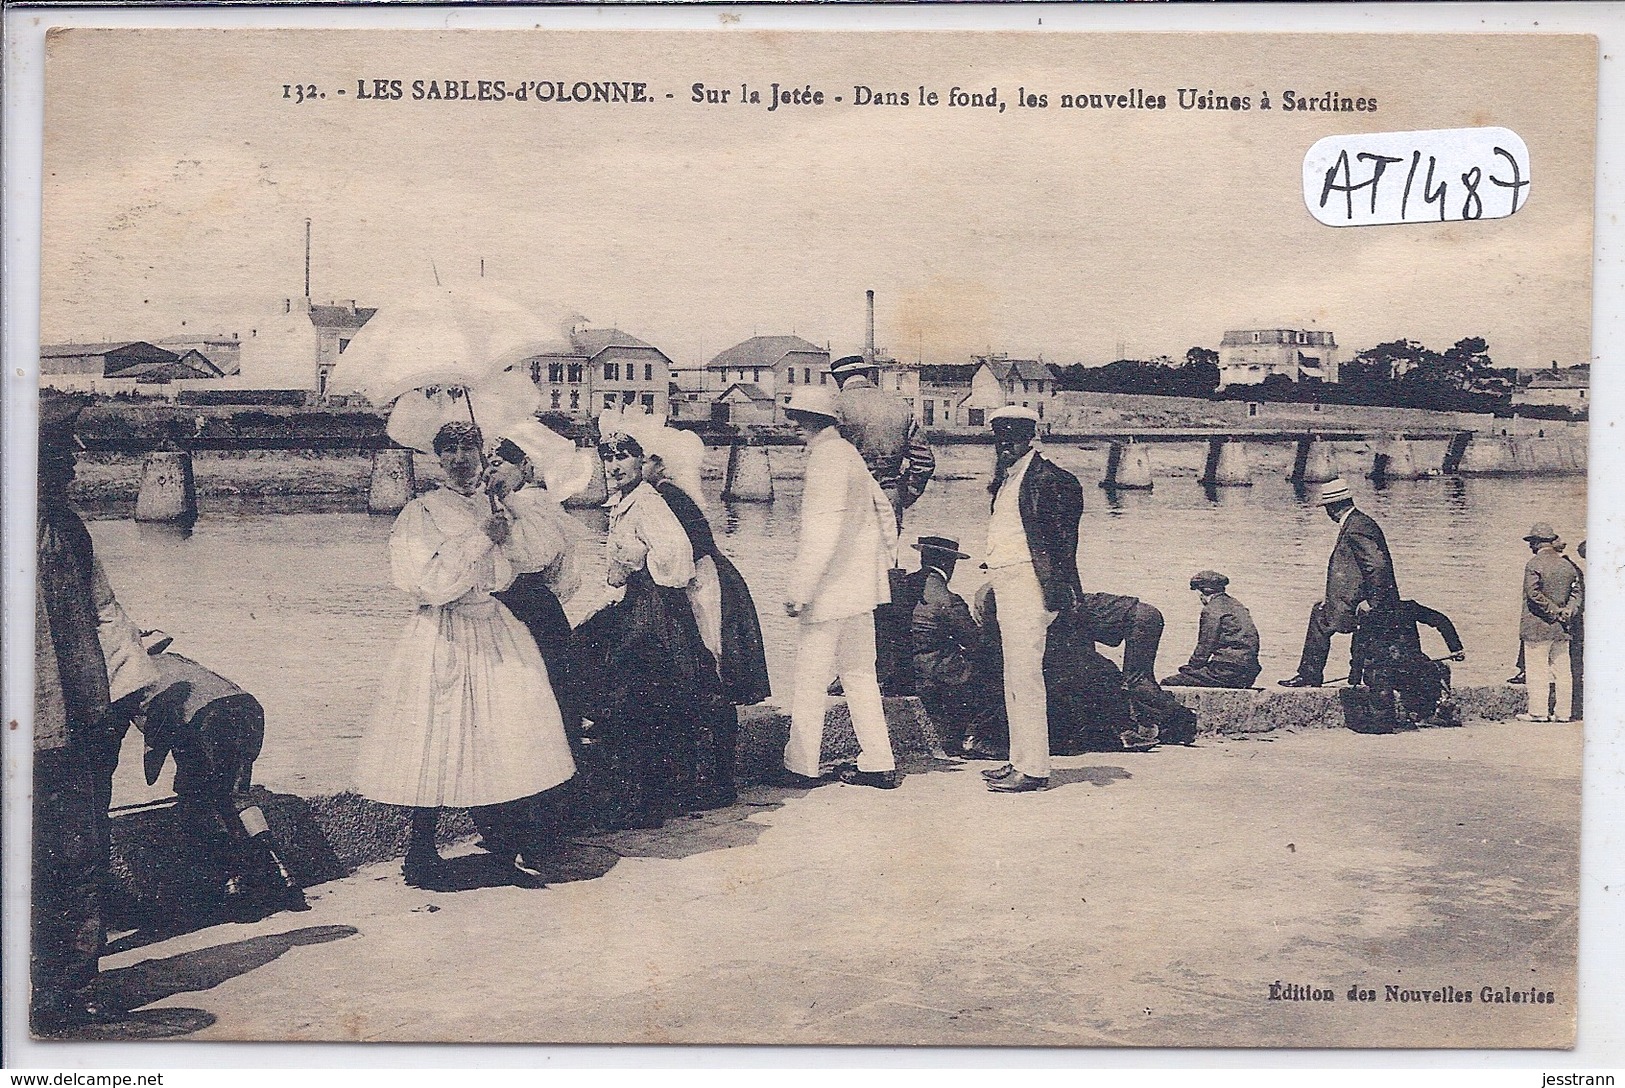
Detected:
[{"left": 1303, "top": 127, "right": 1530, "bottom": 227}]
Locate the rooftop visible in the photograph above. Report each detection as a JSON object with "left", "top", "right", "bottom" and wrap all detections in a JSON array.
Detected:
[
  {"left": 573, "top": 327, "right": 668, "bottom": 361},
  {"left": 709, "top": 335, "right": 828, "bottom": 371}
]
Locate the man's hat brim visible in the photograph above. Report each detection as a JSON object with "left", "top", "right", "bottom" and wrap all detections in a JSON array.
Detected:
[{"left": 912, "top": 542, "right": 971, "bottom": 560}]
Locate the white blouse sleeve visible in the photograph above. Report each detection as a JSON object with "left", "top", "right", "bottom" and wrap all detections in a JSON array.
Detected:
[
  {"left": 502, "top": 490, "right": 585, "bottom": 603},
  {"left": 390, "top": 498, "right": 502, "bottom": 606},
  {"left": 638, "top": 490, "right": 698, "bottom": 589}
]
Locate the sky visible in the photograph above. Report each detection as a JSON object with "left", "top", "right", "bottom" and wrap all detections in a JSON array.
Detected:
[{"left": 39, "top": 29, "right": 1598, "bottom": 371}]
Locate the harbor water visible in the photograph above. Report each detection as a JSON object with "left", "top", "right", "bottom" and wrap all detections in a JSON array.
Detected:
[{"left": 88, "top": 441, "right": 1585, "bottom": 801}]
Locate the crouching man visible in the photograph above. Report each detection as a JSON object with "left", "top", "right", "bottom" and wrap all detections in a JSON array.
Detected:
[
  {"left": 904, "top": 536, "right": 1005, "bottom": 759},
  {"left": 135, "top": 632, "right": 309, "bottom": 920}
]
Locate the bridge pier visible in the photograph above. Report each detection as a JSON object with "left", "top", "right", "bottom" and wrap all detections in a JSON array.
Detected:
[
  {"left": 1101, "top": 440, "right": 1153, "bottom": 490},
  {"left": 722, "top": 441, "right": 774, "bottom": 502},
  {"left": 367, "top": 448, "right": 416, "bottom": 514},
  {"left": 1289, "top": 436, "right": 1340, "bottom": 485},
  {"left": 1369, "top": 434, "right": 1423, "bottom": 483},
  {"left": 1200, "top": 438, "right": 1252, "bottom": 487},
  {"left": 134, "top": 451, "right": 198, "bottom": 526}
]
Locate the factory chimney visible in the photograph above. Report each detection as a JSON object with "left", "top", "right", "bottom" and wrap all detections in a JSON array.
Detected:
[
  {"left": 304, "top": 218, "right": 312, "bottom": 300},
  {"left": 865, "top": 290, "right": 876, "bottom": 363}
]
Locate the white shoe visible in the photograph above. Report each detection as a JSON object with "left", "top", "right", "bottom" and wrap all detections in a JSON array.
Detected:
[
  {"left": 1553, "top": 716, "right": 1573, "bottom": 723},
  {"left": 1515, "top": 712, "right": 1550, "bottom": 722}
]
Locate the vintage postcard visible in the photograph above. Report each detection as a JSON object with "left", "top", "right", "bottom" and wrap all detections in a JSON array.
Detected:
[{"left": 20, "top": 26, "right": 1594, "bottom": 1048}]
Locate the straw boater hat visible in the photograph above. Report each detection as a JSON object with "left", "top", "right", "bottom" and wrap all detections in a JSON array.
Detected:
[
  {"left": 987, "top": 404, "right": 1041, "bottom": 429},
  {"left": 1523, "top": 521, "right": 1560, "bottom": 544},
  {"left": 1314, "top": 478, "right": 1355, "bottom": 506},
  {"left": 784, "top": 386, "right": 840, "bottom": 425},
  {"left": 828, "top": 355, "right": 874, "bottom": 379},
  {"left": 911, "top": 535, "right": 971, "bottom": 560}
]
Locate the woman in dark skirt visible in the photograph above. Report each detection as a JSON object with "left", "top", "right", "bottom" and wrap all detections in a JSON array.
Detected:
[
  {"left": 640, "top": 423, "right": 771, "bottom": 808},
  {"left": 567, "top": 417, "right": 724, "bottom": 829}
]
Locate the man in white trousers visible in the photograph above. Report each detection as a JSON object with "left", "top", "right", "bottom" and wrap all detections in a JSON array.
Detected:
[
  {"left": 780, "top": 387, "right": 902, "bottom": 790},
  {"left": 980, "top": 406, "right": 1085, "bottom": 793}
]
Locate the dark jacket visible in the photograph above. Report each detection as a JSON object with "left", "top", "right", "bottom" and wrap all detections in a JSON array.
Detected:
[
  {"left": 910, "top": 568, "right": 984, "bottom": 690},
  {"left": 1353, "top": 599, "right": 1460, "bottom": 671},
  {"left": 1324, "top": 508, "right": 1401, "bottom": 633},
  {"left": 35, "top": 503, "right": 110, "bottom": 752},
  {"left": 1074, "top": 592, "right": 1142, "bottom": 647},
  {"left": 1019, "top": 453, "right": 1085, "bottom": 614},
  {"left": 1188, "top": 592, "right": 1261, "bottom": 669},
  {"left": 1521, "top": 547, "right": 1582, "bottom": 643}
]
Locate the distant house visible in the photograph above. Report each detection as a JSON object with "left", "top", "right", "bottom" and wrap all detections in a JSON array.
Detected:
[
  {"left": 708, "top": 336, "right": 832, "bottom": 410},
  {"left": 39, "top": 342, "right": 181, "bottom": 390},
  {"left": 308, "top": 301, "right": 379, "bottom": 397},
  {"left": 527, "top": 327, "right": 673, "bottom": 419},
  {"left": 962, "top": 355, "right": 1061, "bottom": 426},
  {"left": 917, "top": 363, "right": 979, "bottom": 429},
  {"left": 234, "top": 296, "right": 377, "bottom": 394},
  {"left": 1218, "top": 328, "right": 1339, "bottom": 388},
  {"left": 1515, "top": 366, "right": 1589, "bottom": 410},
  {"left": 105, "top": 350, "right": 220, "bottom": 383},
  {"left": 156, "top": 335, "right": 243, "bottom": 376},
  {"left": 711, "top": 383, "right": 778, "bottom": 428},
  {"left": 170, "top": 349, "right": 225, "bottom": 378},
  {"left": 577, "top": 328, "right": 672, "bottom": 416}
]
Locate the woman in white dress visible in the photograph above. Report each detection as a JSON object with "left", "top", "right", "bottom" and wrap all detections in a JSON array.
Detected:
[{"left": 356, "top": 421, "right": 576, "bottom": 889}]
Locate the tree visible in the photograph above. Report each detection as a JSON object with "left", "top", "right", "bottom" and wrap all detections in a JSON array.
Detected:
[
  {"left": 1436, "top": 337, "right": 1499, "bottom": 392},
  {"left": 1343, "top": 339, "right": 1432, "bottom": 386},
  {"left": 1180, "top": 347, "right": 1220, "bottom": 394}
]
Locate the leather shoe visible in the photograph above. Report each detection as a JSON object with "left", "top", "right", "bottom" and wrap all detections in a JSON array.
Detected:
[
  {"left": 839, "top": 767, "right": 899, "bottom": 789},
  {"left": 987, "top": 772, "right": 1048, "bottom": 793},
  {"left": 981, "top": 763, "right": 1017, "bottom": 781},
  {"left": 1507, "top": 672, "right": 1527, "bottom": 685},
  {"left": 1278, "top": 675, "right": 1321, "bottom": 688},
  {"left": 762, "top": 769, "right": 829, "bottom": 789}
]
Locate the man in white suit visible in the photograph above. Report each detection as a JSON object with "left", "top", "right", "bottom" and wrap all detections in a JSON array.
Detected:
[{"left": 781, "top": 387, "right": 902, "bottom": 789}]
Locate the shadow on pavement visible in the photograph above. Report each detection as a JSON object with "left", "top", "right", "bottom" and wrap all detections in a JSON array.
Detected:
[
  {"left": 102, "top": 924, "right": 358, "bottom": 1017},
  {"left": 37, "top": 1006, "right": 218, "bottom": 1042},
  {"left": 104, "top": 891, "right": 319, "bottom": 958},
  {"left": 1048, "top": 765, "right": 1133, "bottom": 789},
  {"left": 579, "top": 796, "right": 790, "bottom": 861}
]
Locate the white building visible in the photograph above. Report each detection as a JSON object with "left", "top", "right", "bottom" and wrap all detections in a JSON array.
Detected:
[
  {"left": 1514, "top": 366, "right": 1589, "bottom": 410},
  {"left": 1218, "top": 328, "right": 1339, "bottom": 388}
]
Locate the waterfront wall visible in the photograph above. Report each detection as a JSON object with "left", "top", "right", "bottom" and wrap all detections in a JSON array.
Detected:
[
  {"left": 1047, "top": 391, "right": 1585, "bottom": 437},
  {"left": 107, "top": 685, "right": 1526, "bottom": 917}
]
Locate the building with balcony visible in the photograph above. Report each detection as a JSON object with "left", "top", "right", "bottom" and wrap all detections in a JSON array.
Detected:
[{"left": 1218, "top": 328, "right": 1339, "bottom": 388}]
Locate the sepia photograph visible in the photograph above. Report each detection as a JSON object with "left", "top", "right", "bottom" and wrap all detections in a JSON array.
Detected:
[{"left": 8, "top": 19, "right": 1605, "bottom": 1055}]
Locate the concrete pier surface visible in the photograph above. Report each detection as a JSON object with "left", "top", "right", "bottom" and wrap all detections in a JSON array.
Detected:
[{"left": 92, "top": 717, "right": 1577, "bottom": 1048}]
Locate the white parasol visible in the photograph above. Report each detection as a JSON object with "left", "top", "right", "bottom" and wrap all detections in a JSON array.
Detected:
[{"left": 324, "top": 283, "right": 574, "bottom": 455}]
